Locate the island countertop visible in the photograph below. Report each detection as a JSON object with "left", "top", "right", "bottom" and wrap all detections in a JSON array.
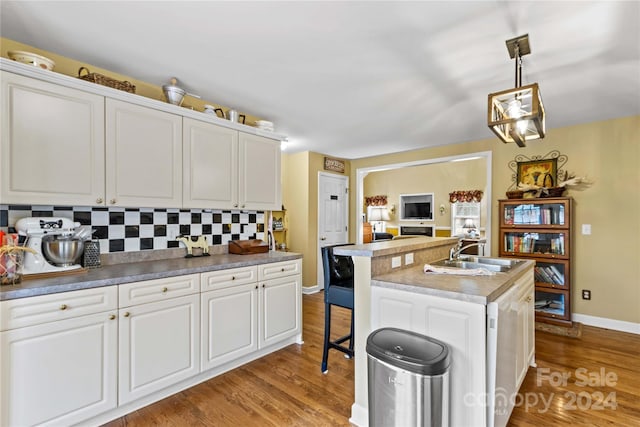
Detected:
[
  {"left": 371, "top": 258, "right": 534, "bottom": 304},
  {"left": 0, "top": 251, "right": 302, "bottom": 301}
]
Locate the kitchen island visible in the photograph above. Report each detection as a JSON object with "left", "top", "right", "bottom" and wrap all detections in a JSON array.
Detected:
[{"left": 334, "top": 237, "right": 535, "bottom": 427}]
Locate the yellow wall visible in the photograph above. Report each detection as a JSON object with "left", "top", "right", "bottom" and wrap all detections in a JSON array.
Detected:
[
  {"left": 364, "top": 158, "right": 487, "bottom": 232},
  {"left": 5, "top": 37, "right": 637, "bottom": 324},
  {"left": 283, "top": 151, "right": 350, "bottom": 288},
  {"left": 0, "top": 38, "right": 261, "bottom": 122},
  {"left": 350, "top": 116, "right": 640, "bottom": 324}
]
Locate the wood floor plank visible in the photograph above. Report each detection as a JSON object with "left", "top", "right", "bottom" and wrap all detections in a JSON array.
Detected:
[{"left": 103, "top": 293, "right": 639, "bottom": 426}]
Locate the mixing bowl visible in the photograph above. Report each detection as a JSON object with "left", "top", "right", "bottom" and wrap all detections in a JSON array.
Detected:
[
  {"left": 162, "top": 83, "right": 185, "bottom": 106},
  {"left": 42, "top": 235, "right": 84, "bottom": 266}
]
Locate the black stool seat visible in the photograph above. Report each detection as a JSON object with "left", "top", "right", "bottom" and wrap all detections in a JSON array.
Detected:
[{"left": 321, "top": 244, "right": 355, "bottom": 373}]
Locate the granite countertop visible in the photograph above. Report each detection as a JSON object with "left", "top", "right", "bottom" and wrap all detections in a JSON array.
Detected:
[
  {"left": 1, "top": 251, "right": 302, "bottom": 301},
  {"left": 334, "top": 236, "right": 459, "bottom": 257},
  {"left": 371, "top": 258, "right": 534, "bottom": 304}
]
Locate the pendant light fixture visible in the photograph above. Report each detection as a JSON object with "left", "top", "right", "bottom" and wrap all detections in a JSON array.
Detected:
[{"left": 488, "top": 34, "right": 545, "bottom": 147}]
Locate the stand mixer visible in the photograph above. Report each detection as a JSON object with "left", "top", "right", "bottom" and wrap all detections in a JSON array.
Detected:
[{"left": 15, "top": 217, "right": 84, "bottom": 275}]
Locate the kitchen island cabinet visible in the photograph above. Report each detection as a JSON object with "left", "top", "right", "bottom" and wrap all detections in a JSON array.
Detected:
[
  {"left": 0, "top": 287, "right": 118, "bottom": 427},
  {"left": 0, "top": 71, "right": 105, "bottom": 206},
  {"left": 333, "top": 237, "right": 534, "bottom": 427}
]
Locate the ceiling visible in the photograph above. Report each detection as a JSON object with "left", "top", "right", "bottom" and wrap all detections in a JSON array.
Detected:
[{"left": 2, "top": 1, "right": 639, "bottom": 159}]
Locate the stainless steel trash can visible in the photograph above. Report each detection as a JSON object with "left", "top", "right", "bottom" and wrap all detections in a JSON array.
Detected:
[{"left": 367, "top": 328, "right": 450, "bottom": 427}]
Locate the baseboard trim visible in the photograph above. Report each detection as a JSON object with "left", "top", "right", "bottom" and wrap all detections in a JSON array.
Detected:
[
  {"left": 573, "top": 313, "right": 640, "bottom": 335},
  {"left": 302, "top": 285, "right": 320, "bottom": 295},
  {"left": 349, "top": 402, "right": 368, "bottom": 427}
]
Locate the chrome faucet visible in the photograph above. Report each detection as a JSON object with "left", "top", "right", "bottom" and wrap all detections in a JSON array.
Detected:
[{"left": 449, "top": 240, "right": 486, "bottom": 260}]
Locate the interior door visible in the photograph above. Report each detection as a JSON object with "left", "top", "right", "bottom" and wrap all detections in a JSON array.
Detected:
[{"left": 317, "top": 172, "right": 349, "bottom": 289}]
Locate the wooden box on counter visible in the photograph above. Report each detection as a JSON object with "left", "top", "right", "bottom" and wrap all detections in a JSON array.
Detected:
[{"left": 228, "top": 239, "right": 269, "bottom": 255}]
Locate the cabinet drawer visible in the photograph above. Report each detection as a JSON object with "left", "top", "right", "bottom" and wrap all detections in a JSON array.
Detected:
[
  {"left": 119, "top": 274, "right": 200, "bottom": 307},
  {"left": 201, "top": 266, "right": 257, "bottom": 291},
  {"left": 258, "top": 259, "right": 301, "bottom": 281},
  {"left": 0, "top": 286, "right": 118, "bottom": 331}
]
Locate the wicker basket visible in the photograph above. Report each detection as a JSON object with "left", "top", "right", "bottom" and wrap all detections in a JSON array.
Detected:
[
  {"left": 506, "top": 190, "right": 524, "bottom": 199},
  {"left": 78, "top": 67, "right": 136, "bottom": 93},
  {"left": 541, "top": 187, "right": 566, "bottom": 198}
]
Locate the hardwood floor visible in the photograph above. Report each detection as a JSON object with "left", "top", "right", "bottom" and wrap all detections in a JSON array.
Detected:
[
  {"left": 103, "top": 292, "right": 354, "bottom": 427},
  {"left": 104, "top": 292, "right": 640, "bottom": 426},
  {"left": 509, "top": 324, "right": 640, "bottom": 426}
]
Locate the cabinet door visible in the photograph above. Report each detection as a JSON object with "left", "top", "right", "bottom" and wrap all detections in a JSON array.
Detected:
[
  {"left": 259, "top": 274, "right": 301, "bottom": 348},
  {"left": 1, "top": 71, "right": 105, "bottom": 206},
  {"left": 500, "top": 198, "right": 570, "bottom": 229},
  {"left": 118, "top": 294, "right": 200, "bottom": 404},
  {"left": 106, "top": 98, "right": 182, "bottom": 208},
  {"left": 201, "top": 283, "right": 258, "bottom": 371},
  {"left": 500, "top": 229, "right": 569, "bottom": 259},
  {"left": 183, "top": 118, "right": 239, "bottom": 209},
  {"left": 515, "top": 273, "right": 535, "bottom": 389},
  {"left": 238, "top": 133, "right": 281, "bottom": 210},
  {"left": 371, "top": 286, "right": 487, "bottom": 427},
  {"left": 0, "top": 311, "right": 117, "bottom": 427}
]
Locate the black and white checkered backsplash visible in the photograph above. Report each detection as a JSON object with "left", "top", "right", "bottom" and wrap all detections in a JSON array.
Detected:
[{"left": 0, "top": 205, "right": 265, "bottom": 254}]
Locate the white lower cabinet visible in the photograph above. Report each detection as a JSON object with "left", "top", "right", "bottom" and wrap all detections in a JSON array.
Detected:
[
  {"left": 260, "top": 274, "right": 301, "bottom": 347},
  {"left": 371, "top": 266, "right": 535, "bottom": 427},
  {"left": 0, "top": 259, "right": 301, "bottom": 426},
  {"left": 201, "top": 282, "right": 259, "bottom": 370},
  {"left": 0, "top": 287, "right": 118, "bottom": 427},
  {"left": 201, "top": 259, "right": 302, "bottom": 371},
  {"left": 118, "top": 275, "right": 200, "bottom": 405},
  {"left": 371, "top": 286, "right": 487, "bottom": 427}
]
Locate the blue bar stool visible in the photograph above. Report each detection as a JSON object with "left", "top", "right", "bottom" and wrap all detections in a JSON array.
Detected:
[{"left": 320, "top": 244, "right": 355, "bottom": 373}]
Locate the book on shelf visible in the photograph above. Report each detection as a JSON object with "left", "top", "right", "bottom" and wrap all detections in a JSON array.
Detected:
[{"left": 547, "top": 265, "right": 565, "bottom": 284}]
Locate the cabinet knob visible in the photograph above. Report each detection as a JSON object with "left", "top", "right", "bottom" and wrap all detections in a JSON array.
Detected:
[
  {"left": 123, "top": 312, "right": 130, "bottom": 317},
  {"left": 109, "top": 199, "right": 117, "bottom": 205},
  {"left": 162, "top": 287, "right": 168, "bottom": 293},
  {"left": 231, "top": 276, "right": 236, "bottom": 280},
  {"left": 109, "top": 314, "right": 116, "bottom": 320},
  {"left": 320, "top": 237, "right": 327, "bottom": 241},
  {"left": 234, "top": 203, "right": 238, "bottom": 208},
  {"left": 281, "top": 268, "right": 285, "bottom": 272},
  {"left": 526, "top": 296, "right": 533, "bottom": 302},
  {"left": 59, "top": 304, "right": 68, "bottom": 311},
  {"left": 241, "top": 204, "right": 245, "bottom": 209},
  {"left": 96, "top": 197, "right": 104, "bottom": 204},
  {"left": 262, "top": 284, "right": 265, "bottom": 288},
  {"left": 255, "top": 285, "right": 258, "bottom": 289}
]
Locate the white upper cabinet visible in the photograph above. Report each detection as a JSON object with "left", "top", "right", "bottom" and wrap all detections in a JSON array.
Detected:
[
  {"left": 1, "top": 65, "right": 283, "bottom": 211},
  {"left": 184, "top": 118, "right": 281, "bottom": 211},
  {"left": 106, "top": 98, "right": 183, "bottom": 208},
  {"left": 0, "top": 71, "right": 105, "bottom": 206},
  {"left": 183, "top": 117, "right": 238, "bottom": 209},
  {"left": 239, "top": 133, "right": 282, "bottom": 211}
]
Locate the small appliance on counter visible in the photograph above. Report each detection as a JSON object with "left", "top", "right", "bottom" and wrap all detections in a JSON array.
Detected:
[{"left": 15, "top": 217, "right": 84, "bottom": 275}]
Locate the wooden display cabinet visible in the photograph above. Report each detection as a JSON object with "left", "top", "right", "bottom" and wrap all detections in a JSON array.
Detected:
[{"left": 499, "top": 197, "right": 572, "bottom": 326}]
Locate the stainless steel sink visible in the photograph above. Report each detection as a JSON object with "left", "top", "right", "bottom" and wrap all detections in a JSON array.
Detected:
[
  {"left": 431, "top": 256, "right": 523, "bottom": 272},
  {"left": 457, "top": 255, "right": 523, "bottom": 267}
]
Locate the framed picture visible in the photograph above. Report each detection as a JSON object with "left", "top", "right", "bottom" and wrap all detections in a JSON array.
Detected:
[{"left": 517, "top": 158, "right": 557, "bottom": 187}]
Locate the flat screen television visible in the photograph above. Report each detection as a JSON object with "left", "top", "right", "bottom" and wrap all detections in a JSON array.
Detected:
[
  {"left": 400, "top": 193, "right": 434, "bottom": 221},
  {"left": 404, "top": 202, "right": 431, "bottom": 219}
]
